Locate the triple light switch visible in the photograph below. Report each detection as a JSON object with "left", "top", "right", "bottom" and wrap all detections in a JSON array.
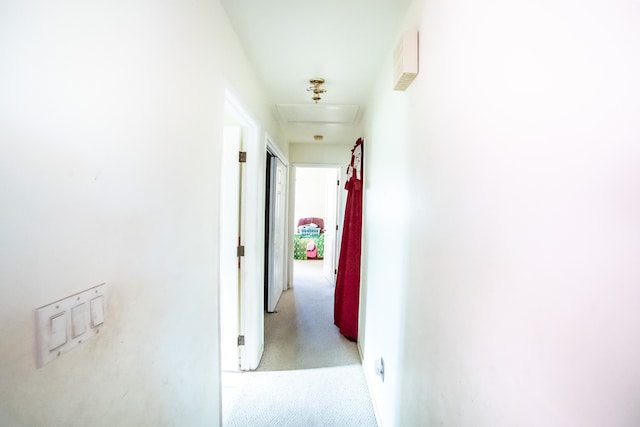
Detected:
[{"left": 35, "top": 283, "right": 106, "bottom": 368}]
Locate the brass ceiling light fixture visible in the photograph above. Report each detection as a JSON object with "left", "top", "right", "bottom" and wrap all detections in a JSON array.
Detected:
[{"left": 307, "top": 78, "right": 326, "bottom": 103}]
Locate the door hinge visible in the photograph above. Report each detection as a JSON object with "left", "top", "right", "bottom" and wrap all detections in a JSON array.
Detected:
[
  {"left": 336, "top": 225, "right": 339, "bottom": 231},
  {"left": 239, "top": 151, "right": 247, "bottom": 163},
  {"left": 337, "top": 179, "right": 340, "bottom": 186},
  {"left": 237, "top": 335, "right": 245, "bottom": 346},
  {"left": 334, "top": 269, "right": 338, "bottom": 275},
  {"left": 237, "top": 245, "right": 245, "bottom": 257}
]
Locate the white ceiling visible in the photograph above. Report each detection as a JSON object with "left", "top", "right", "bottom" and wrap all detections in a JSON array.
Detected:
[{"left": 220, "top": 0, "right": 412, "bottom": 144}]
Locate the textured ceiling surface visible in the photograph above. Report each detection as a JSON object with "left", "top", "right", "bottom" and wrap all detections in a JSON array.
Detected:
[{"left": 220, "top": 0, "right": 412, "bottom": 144}]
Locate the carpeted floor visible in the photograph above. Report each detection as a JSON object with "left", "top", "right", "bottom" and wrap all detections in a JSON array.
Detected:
[
  {"left": 259, "top": 259, "right": 361, "bottom": 371},
  {"left": 222, "top": 260, "right": 377, "bottom": 427}
]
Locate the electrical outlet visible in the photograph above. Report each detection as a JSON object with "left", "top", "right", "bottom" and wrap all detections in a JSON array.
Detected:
[{"left": 375, "top": 357, "right": 385, "bottom": 382}]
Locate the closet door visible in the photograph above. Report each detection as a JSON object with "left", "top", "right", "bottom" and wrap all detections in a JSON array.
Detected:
[{"left": 266, "top": 155, "right": 287, "bottom": 312}]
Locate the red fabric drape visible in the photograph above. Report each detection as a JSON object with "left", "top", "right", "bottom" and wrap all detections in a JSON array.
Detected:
[{"left": 334, "top": 138, "right": 364, "bottom": 341}]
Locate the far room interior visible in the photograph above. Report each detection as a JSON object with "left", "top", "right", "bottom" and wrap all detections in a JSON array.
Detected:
[{"left": 293, "top": 166, "right": 343, "bottom": 286}]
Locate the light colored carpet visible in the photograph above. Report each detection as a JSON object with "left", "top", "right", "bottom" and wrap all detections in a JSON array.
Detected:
[
  {"left": 222, "top": 260, "right": 377, "bottom": 427},
  {"left": 259, "top": 259, "right": 361, "bottom": 371},
  {"left": 222, "top": 365, "right": 376, "bottom": 427}
]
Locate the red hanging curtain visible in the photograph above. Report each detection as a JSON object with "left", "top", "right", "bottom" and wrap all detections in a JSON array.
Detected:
[{"left": 334, "top": 137, "right": 364, "bottom": 341}]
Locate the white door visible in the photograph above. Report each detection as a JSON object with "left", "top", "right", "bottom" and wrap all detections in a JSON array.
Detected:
[
  {"left": 222, "top": 91, "right": 264, "bottom": 371},
  {"left": 220, "top": 125, "right": 243, "bottom": 371},
  {"left": 323, "top": 168, "right": 339, "bottom": 284},
  {"left": 267, "top": 155, "right": 287, "bottom": 312}
]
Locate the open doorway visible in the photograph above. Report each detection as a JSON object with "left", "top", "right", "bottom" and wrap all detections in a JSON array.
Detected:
[
  {"left": 264, "top": 148, "right": 288, "bottom": 313},
  {"left": 292, "top": 166, "right": 343, "bottom": 285},
  {"left": 219, "top": 91, "right": 264, "bottom": 374}
]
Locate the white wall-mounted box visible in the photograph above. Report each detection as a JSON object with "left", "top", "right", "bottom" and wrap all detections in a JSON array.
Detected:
[
  {"left": 393, "top": 30, "right": 419, "bottom": 91},
  {"left": 35, "top": 283, "right": 107, "bottom": 368}
]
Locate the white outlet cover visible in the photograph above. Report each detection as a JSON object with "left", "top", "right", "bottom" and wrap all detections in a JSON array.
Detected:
[{"left": 35, "top": 283, "right": 106, "bottom": 368}]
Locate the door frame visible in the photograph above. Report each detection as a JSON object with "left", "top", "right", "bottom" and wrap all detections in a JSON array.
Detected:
[
  {"left": 322, "top": 167, "right": 340, "bottom": 285},
  {"left": 289, "top": 164, "right": 346, "bottom": 287},
  {"left": 219, "top": 124, "right": 242, "bottom": 372},
  {"left": 221, "top": 89, "right": 263, "bottom": 371},
  {"left": 264, "top": 147, "right": 289, "bottom": 312},
  {"left": 266, "top": 134, "right": 292, "bottom": 295}
]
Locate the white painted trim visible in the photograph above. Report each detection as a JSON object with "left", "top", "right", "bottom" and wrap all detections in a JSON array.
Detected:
[
  {"left": 292, "top": 162, "right": 344, "bottom": 168},
  {"left": 223, "top": 88, "right": 264, "bottom": 371},
  {"left": 224, "top": 89, "right": 258, "bottom": 130},
  {"left": 360, "top": 346, "right": 384, "bottom": 427},
  {"left": 265, "top": 139, "right": 291, "bottom": 293},
  {"left": 265, "top": 132, "right": 288, "bottom": 166}
]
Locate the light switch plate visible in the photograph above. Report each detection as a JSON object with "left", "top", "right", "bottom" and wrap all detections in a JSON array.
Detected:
[
  {"left": 90, "top": 296, "right": 105, "bottom": 327},
  {"left": 71, "top": 303, "right": 87, "bottom": 338},
  {"left": 35, "top": 283, "right": 106, "bottom": 368},
  {"left": 49, "top": 312, "right": 68, "bottom": 350}
]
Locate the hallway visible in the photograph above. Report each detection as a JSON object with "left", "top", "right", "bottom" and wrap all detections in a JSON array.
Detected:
[
  {"left": 222, "top": 260, "right": 376, "bottom": 426},
  {"left": 3, "top": 1, "right": 639, "bottom": 425}
]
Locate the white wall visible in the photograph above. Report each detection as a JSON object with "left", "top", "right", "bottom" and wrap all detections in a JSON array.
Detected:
[
  {"left": 294, "top": 168, "right": 330, "bottom": 226},
  {"left": 289, "top": 143, "right": 352, "bottom": 226},
  {"left": 289, "top": 143, "right": 352, "bottom": 166},
  {"left": 361, "top": 0, "right": 640, "bottom": 426},
  {"left": 0, "top": 1, "right": 283, "bottom": 426}
]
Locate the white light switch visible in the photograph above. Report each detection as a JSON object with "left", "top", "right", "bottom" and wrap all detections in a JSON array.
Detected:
[
  {"left": 49, "top": 312, "right": 67, "bottom": 350},
  {"left": 35, "top": 283, "right": 107, "bottom": 368},
  {"left": 71, "top": 303, "right": 87, "bottom": 338},
  {"left": 90, "top": 296, "right": 104, "bottom": 327}
]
